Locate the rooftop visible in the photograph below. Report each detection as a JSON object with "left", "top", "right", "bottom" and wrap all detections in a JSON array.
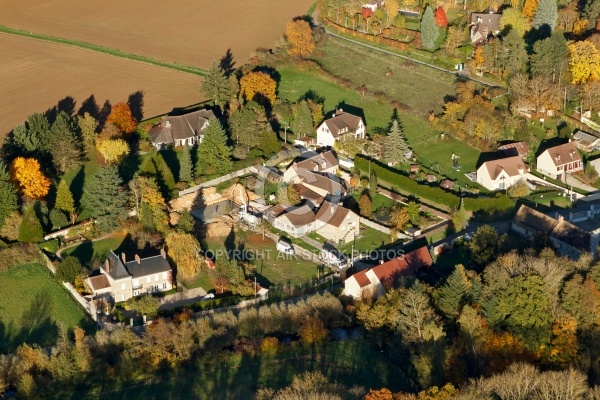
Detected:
[
  {"left": 315, "top": 201, "right": 354, "bottom": 227},
  {"left": 540, "top": 142, "right": 582, "bottom": 166},
  {"left": 481, "top": 155, "right": 525, "bottom": 180}
]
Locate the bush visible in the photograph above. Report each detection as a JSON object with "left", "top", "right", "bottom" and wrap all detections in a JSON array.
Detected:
[
  {"left": 0, "top": 243, "right": 42, "bottom": 272},
  {"left": 40, "top": 239, "right": 59, "bottom": 254},
  {"left": 260, "top": 336, "right": 279, "bottom": 354},
  {"left": 56, "top": 256, "right": 83, "bottom": 283},
  {"left": 49, "top": 209, "right": 68, "bottom": 230},
  {"left": 18, "top": 207, "right": 44, "bottom": 243}
]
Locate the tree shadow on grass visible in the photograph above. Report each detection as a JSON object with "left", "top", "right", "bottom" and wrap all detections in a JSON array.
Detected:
[
  {"left": 159, "top": 148, "right": 180, "bottom": 184},
  {"left": 70, "top": 165, "right": 86, "bottom": 210},
  {"left": 18, "top": 289, "right": 58, "bottom": 348}
]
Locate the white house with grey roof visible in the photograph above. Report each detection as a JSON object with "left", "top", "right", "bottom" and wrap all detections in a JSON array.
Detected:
[
  {"left": 316, "top": 109, "right": 365, "bottom": 148},
  {"left": 86, "top": 250, "right": 173, "bottom": 301},
  {"left": 148, "top": 109, "right": 215, "bottom": 150},
  {"left": 476, "top": 155, "right": 526, "bottom": 191}
]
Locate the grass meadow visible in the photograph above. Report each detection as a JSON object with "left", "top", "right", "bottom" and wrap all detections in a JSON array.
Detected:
[{"left": 0, "top": 263, "right": 93, "bottom": 353}]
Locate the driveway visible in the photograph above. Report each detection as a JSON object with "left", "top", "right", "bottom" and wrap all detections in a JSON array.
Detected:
[{"left": 159, "top": 287, "right": 207, "bottom": 310}]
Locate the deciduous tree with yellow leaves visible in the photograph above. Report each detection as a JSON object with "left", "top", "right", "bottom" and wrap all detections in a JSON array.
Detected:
[
  {"left": 10, "top": 157, "right": 50, "bottom": 200},
  {"left": 165, "top": 231, "right": 201, "bottom": 280},
  {"left": 285, "top": 19, "right": 316, "bottom": 56},
  {"left": 239, "top": 71, "right": 277, "bottom": 105},
  {"left": 569, "top": 40, "right": 600, "bottom": 84},
  {"left": 96, "top": 138, "right": 130, "bottom": 164}
]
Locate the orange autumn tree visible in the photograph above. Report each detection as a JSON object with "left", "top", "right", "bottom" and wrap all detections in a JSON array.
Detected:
[
  {"left": 285, "top": 19, "right": 316, "bottom": 56},
  {"left": 10, "top": 157, "right": 50, "bottom": 199},
  {"left": 522, "top": 0, "right": 538, "bottom": 20},
  {"left": 107, "top": 102, "right": 137, "bottom": 134},
  {"left": 239, "top": 71, "right": 277, "bottom": 105}
]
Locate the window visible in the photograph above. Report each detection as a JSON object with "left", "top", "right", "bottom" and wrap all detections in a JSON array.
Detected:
[
  {"left": 146, "top": 277, "right": 151, "bottom": 283},
  {"left": 162, "top": 272, "right": 167, "bottom": 280},
  {"left": 154, "top": 275, "right": 159, "bottom": 282},
  {"left": 155, "top": 285, "right": 159, "bottom": 291},
  {"left": 134, "top": 290, "right": 140, "bottom": 296},
  {"left": 163, "top": 283, "right": 167, "bottom": 289}
]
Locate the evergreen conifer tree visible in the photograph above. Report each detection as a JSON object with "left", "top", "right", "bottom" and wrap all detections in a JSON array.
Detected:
[
  {"left": 0, "top": 161, "right": 18, "bottom": 231},
  {"left": 435, "top": 264, "right": 470, "bottom": 319},
  {"left": 44, "top": 111, "right": 82, "bottom": 174},
  {"left": 201, "top": 63, "right": 234, "bottom": 106},
  {"left": 369, "top": 171, "right": 378, "bottom": 194},
  {"left": 179, "top": 145, "right": 193, "bottom": 183},
  {"left": 196, "top": 117, "right": 233, "bottom": 176},
  {"left": 384, "top": 119, "right": 410, "bottom": 165},
  {"left": 18, "top": 205, "right": 43, "bottom": 242},
  {"left": 290, "top": 101, "right": 313, "bottom": 137},
  {"left": 81, "top": 166, "right": 128, "bottom": 233},
  {"left": 420, "top": 6, "right": 439, "bottom": 51},
  {"left": 533, "top": 0, "right": 557, "bottom": 30},
  {"left": 55, "top": 180, "right": 75, "bottom": 215}
]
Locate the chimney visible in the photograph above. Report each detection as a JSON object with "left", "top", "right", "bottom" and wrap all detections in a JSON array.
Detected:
[
  {"left": 165, "top": 120, "right": 171, "bottom": 128},
  {"left": 330, "top": 205, "right": 335, "bottom": 215},
  {"left": 105, "top": 259, "right": 110, "bottom": 273},
  {"left": 558, "top": 215, "right": 564, "bottom": 223},
  {"left": 161, "top": 248, "right": 166, "bottom": 259},
  {"left": 121, "top": 252, "right": 126, "bottom": 265},
  {"left": 135, "top": 254, "right": 141, "bottom": 264},
  {"left": 379, "top": 260, "right": 384, "bottom": 265}
]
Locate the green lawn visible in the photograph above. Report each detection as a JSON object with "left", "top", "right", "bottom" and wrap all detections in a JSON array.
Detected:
[
  {"left": 278, "top": 66, "right": 482, "bottom": 189},
  {"left": 0, "top": 263, "right": 93, "bottom": 353},
  {"left": 72, "top": 339, "right": 411, "bottom": 399},
  {"left": 312, "top": 37, "right": 456, "bottom": 116},
  {"left": 201, "top": 231, "right": 320, "bottom": 288},
  {"left": 61, "top": 234, "right": 127, "bottom": 268},
  {"left": 339, "top": 225, "right": 391, "bottom": 254}
]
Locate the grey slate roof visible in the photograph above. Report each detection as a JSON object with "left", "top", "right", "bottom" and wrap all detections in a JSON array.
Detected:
[
  {"left": 107, "top": 252, "right": 130, "bottom": 280},
  {"left": 149, "top": 109, "right": 215, "bottom": 144},
  {"left": 126, "top": 255, "right": 171, "bottom": 278}
]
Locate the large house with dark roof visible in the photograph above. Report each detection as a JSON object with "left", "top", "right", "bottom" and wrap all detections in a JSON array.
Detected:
[
  {"left": 470, "top": 7, "right": 501, "bottom": 45},
  {"left": 148, "top": 109, "right": 215, "bottom": 149},
  {"left": 536, "top": 142, "right": 583, "bottom": 180},
  {"left": 343, "top": 245, "right": 433, "bottom": 298},
  {"left": 476, "top": 155, "right": 526, "bottom": 191},
  {"left": 86, "top": 250, "right": 173, "bottom": 301},
  {"left": 512, "top": 204, "right": 591, "bottom": 259},
  {"left": 314, "top": 201, "right": 360, "bottom": 244},
  {"left": 316, "top": 109, "right": 365, "bottom": 148}
]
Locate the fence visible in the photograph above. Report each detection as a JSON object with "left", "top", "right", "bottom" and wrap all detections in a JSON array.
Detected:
[
  {"left": 43, "top": 220, "right": 93, "bottom": 241},
  {"left": 178, "top": 166, "right": 259, "bottom": 197},
  {"left": 558, "top": 111, "right": 600, "bottom": 137},
  {"left": 63, "top": 282, "right": 96, "bottom": 321}
]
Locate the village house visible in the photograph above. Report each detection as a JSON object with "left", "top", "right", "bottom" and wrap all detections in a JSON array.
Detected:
[
  {"left": 148, "top": 109, "right": 215, "bottom": 149},
  {"left": 283, "top": 151, "right": 339, "bottom": 182},
  {"left": 497, "top": 141, "right": 530, "bottom": 160},
  {"left": 314, "top": 201, "right": 360, "bottom": 244},
  {"left": 362, "top": 0, "right": 385, "bottom": 11},
  {"left": 536, "top": 142, "right": 583, "bottom": 180},
  {"left": 476, "top": 155, "right": 526, "bottom": 191},
  {"left": 316, "top": 109, "right": 365, "bottom": 148},
  {"left": 86, "top": 250, "right": 173, "bottom": 302},
  {"left": 470, "top": 7, "right": 501, "bottom": 45},
  {"left": 343, "top": 245, "right": 433, "bottom": 299},
  {"left": 272, "top": 203, "right": 316, "bottom": 238},
  {"left": 512, "top": 204, "right": 591, "bottom": 259},
  {"left": 572, "top": 130, "right": 600, "bottom": 152}
]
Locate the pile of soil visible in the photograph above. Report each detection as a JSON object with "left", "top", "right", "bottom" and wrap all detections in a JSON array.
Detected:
[{"left": 205, "top": 216, "right": 235, "bottom": 237}]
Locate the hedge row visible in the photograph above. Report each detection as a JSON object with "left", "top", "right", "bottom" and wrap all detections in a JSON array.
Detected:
[
  {"left": 354, "top": 156, "right": 513, "bottom": 213},
  {"left": 323, "top": 18, "right": 420, "bottom": 50}
]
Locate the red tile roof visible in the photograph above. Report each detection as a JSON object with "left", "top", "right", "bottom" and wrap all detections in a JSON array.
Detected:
[
  {"left": 372, "top": 246, "right": 433, "bottom": 289},
  {"left": 352, "top": 270, "right": 371, "bottom": 288}
]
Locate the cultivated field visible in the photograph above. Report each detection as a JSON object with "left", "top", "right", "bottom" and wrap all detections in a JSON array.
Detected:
[
  {"left": 0, "top": 0, "right": 315, "bottom": 68},
  {"left": 0, "top": 34, "right": 203, "bottom": 140}
]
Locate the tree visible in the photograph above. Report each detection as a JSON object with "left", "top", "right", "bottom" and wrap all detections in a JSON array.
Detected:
[
  {"left": 277, "top": 183, "right": 301, "bottom": 205},
  {"left": 81, "top": 166, "right": 128, "bottom": 233},
  {"left": 10, "top": 157, "right": 50, "bottom": 200},
  {"left": 49, "top": 209, "right": 68, "bottom": 230},
  {"left": 290, "top": 101, "right": 313, "bottom": 137},
  {"left": 56, "top": 256, "right": 83, "bottom": 283},
  {"left": 420, "top": 6, "right": 439, "bottom": 51},
  {"left": 390, "top": 205, "right": 409, "bottom": 231},
  {"left": 43, "top": 111, "right": 82, "bottom": 174},
  {"left": 443, "top": 26, "right": 465, "bottom": 57},
  {"left": 397, "top": 283, "right": 443, "bottom": 344},
  {"left": 165, "top": 231, "right": 201, "bottom": 280},
  {"left": 507, "top": 180, "right": 530, "bottom": 197},
  {"left": 500, "top": 7, "right": 529, "bottom": 37},
  {"left": 298, "top": 316, "right": 328, "bottom": 345},
  {"left": 407, "top": 201, "right": 421, "bottom": 225},
  {"left": 107, "top": 102, "right": 137, "bottom": 134},
  {"left": 77, "top": 112, "right": 98, "bottom": 155},
  {"left": 384, "top": 119, "right": 410, "bottom": 165},
  {"left": 369, "top": 170, "right": 377, "bottom": 193},
  {"left": 531, "top": 31, "right": 568, "bottom": 81},
  {"left": 18, "top": 206, "right": 43, "bottom": 243},
  {"left": 467, "top": 225, "right": 507, "bottom": 266},
  {"left": 176, "top": 209, "right": 195, "bottom": 233},
  {"left": 55, "top": 180, "right": 75, "bottom": 216},
  {"left": 450, "top": 200, "right": 467, "bottom": 231},
  {"left": 384, "top": 0, "right": 399, "bottom": 27},
  {"left": 522, "top": 0, "right": 538, "bottom": 20},
  {"left": 585, "top": 0, "right": 600, "bottom": 29},
  {"left": 435, "top": 265, "right": 470, "bottom": 319},
  {"left": 201, "top": 63, "right": 234, "bottom": 106},
  {"left": 533, "top": 0, "right": 557, "bottom": 30},
  {"left": 0, "top": 211, "right": 22, "bottom": 241},
  {"left": 179, "top": 145, "right": 193, "bottom": 183},
  {"left": 131, "top": 294, "right": 160, "bottom": 315},
  {"left": 306, "top": 99, "right": 324, "bottom": 127},
  {"left": 285, "top": 20, "right": 316, "bottom": 56},
  {"left": 229, "top": 101, "right": 274, "bottom": 159},
  {"left": 196, "top": 117, "right": 233, "bottom": 175},
  {"left": 434, "top": 6, "right": 448, "bottom": 27},
  {"left": 0, "top": 181, "right": 18, "bottom": 232},
  {"left": 96, "top": 138, "right": 129, "bottom": 164},
  {"left": 569, "top": 41, "right": 600, "bottom": 85},
  {"left": 239, "top": 71, "right": 277, "bottom": 105},
  {"left": 502, "top": 30, "right": 528, "bottom": 76},
  {"left": 359, "top": 190, "right": 372, "bottom": 216}
]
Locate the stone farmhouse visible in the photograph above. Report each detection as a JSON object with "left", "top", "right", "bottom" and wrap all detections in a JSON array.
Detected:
[
  {"left": 476, "top": 155, "right": 526, "bottom": 191},
  {"left": 86, "top": 250, "right": 173, "bottom": 301},
  {"left": 536, "top": 142, "right": 583, "bottom": 180},
  {"left": 148, "top": 109, "right": 215, "bottom": 149},
  {"left": 316, "top": 109, "right": 365, "bottom": 148},
  {"left": 343, "top": 245, "right": 433, "bottom": 299}
]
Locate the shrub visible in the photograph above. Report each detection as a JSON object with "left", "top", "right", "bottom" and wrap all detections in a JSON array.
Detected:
[
  {"left": 40, "top": 238, "right": 59, "bottom": 254},
  {"left": 0, "top": 243, "right": 42, "bottom": 272},
  {"left": 49, "top": 208, "right": 68, "bottom": 230},
  {"left": 260, "top": 336, "right": 279, "bottom": 354},
  {"left": 56, "top": 256, "right": 83, "bottom": 283},
  {"left": 18, "top": 207, "right": 44, "bottom": 243}
]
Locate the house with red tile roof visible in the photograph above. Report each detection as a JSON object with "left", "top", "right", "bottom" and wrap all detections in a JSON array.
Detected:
[{"left": 343, "top": 245, "right": 433, "bottom": 298}]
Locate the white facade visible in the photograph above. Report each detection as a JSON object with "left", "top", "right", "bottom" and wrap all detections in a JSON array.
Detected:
[{"left": 537, "top": 144, "right": 583, "bottom": 180}]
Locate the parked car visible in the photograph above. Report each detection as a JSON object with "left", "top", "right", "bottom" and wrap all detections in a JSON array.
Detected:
[{"left": 202, "top": 293, "right": 215, "bottom": 300}]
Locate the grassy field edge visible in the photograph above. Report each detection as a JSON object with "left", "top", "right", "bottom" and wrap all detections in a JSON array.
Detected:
[{"left": 0, "top": 25, "right": 207, "bottom": 77}]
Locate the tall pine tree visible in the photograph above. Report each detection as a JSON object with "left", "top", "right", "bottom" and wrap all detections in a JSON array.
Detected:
[
  {"left": 179, "top": 145, "right": 193, "bottom": 183},
  {"left": 384, "top": 119, "right": 410, "bottom": 165},
  {"left": 420, "top": 6, "right": 439, "bottom": 51},
  {"left": 196, "top": 117, "right": 233, "bottom": 176},
  {"left": 81, "top": 166, "right": 128, "bottom": 233},
  {"left": 533, "top": 0, "right": 557, "bottom": 30},
  {"left": 435, "top": 264, "right": 470, "bottom": 319},
  {"left": 43, "top": 111, "right": 82, "bottom": 174},
  {"left": 201, "top": 63, "right": 234, "bottom": 107},
  {"left": 290, "top": 101, "right": 313, "bottom": 137},
  {"left": 0, "top": 161, "right": 18, "bottom": 231},
  {"left": 55, "top": 180, "right": 75, "bottom": 215}
]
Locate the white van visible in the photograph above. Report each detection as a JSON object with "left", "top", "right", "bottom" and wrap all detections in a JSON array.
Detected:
[{"left": 276, "top": 238, "right": 295, "bottom": 255}]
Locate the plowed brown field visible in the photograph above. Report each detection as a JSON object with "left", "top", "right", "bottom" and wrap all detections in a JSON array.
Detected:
[
  {"left": 0, "top": 0, "right": 314, "bottom": 68},
  {"left": 0, "top": 34, "right": 202, "bottom": 139}
]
